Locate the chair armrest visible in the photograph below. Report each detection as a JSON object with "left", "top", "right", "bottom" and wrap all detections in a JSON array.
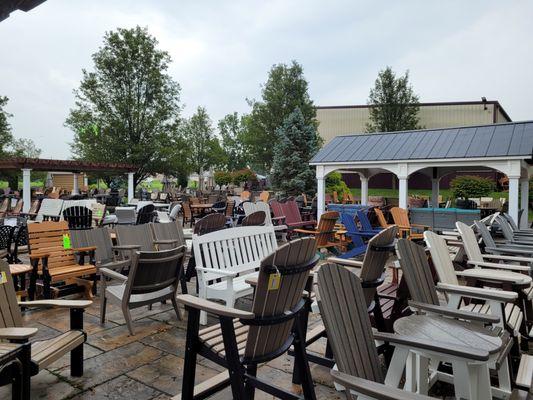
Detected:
[
  {"left": 330, "top": 371, "right": 435, "bottom": 400},
  {"left": 112, "top": 245, "right": 142, "bottom": 250},
  {"left": 408, "top": 300, "right": 499, "bottom": 324},
  {"left": 177, "top": 294, "right": 255, "bottom": 319},
  {"left": 436, "top": 282, "right": 517, "bottom": 302},
  {"left": 99, "top": 267, "right": 128, "bottom": 282},
  {"left": 467, "top": 260, "right": 531, "bottom": 272},
  {"left": 411, "top": 223, "right": 430, "bottom": 229},
  {"left": 29, "top": 252, "right": 50, "bottom": 260},
  {"left": 482, "top": 254, "right": 533, "bottom": 263},
  {"left": 97, "top": 259, "right": 130, "bottom": 271},
  {"left": 154, "top": 239, "right": 179, "bottom": 245},
  {"left": 18, "top": 300, "right": 93, "bottom": 309},
  {"left": 485, "top": 246, "right": 533, "bottom": 255},
  {"left": 373, "top": 331, "right": 489, "bottom": 361},
  {"left": 293, "top": 228, "right": 318, "bottom": 235},
  {"left": 71, "top": 246, "right": 97, "bottom": 253},
  {"left": 327, "top": 257, "right": 364, "bottom": 268},
  {"left": 0, "top": 327, "right": 38, "bottom": 341},
  {"left": 195, "top": 267, "right": 240, "bottom": 277}
]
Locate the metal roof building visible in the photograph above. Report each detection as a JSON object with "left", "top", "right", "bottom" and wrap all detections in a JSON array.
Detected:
[{"left": 310, "top": 121, "right": 533, "bottom": 225}]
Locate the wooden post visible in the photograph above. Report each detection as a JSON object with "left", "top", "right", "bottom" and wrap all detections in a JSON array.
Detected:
[
  {"left": 316, "top": 166, "right": 326, "bottom": 220},
  {"left": 22, "top": 168, "right": 31, "bottom": 213},
  {"left": 520, "top": 178, "right": 529, "bottom": 228},
  {"left": 508, "top": 176, "right": 519, "bottom": 227},
  {"left": 360, "top": 175, "right": 368, "bottom": 206}
]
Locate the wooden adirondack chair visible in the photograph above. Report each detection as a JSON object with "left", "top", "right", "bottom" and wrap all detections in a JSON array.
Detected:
[
  {"left": 181, "top": 202, "right": 194, "bottom": 227},
  {"left": 19, "top": 200, "right": 39, "bottom": 220},
  {"left": 497, "top": 215, "right": 533, "bottom": 245},
  {"left": 259, "top": 191, "right": 270, "bottom": 202},
  {"left": 356, "top": 209, "right": 382, "bottom": 234},
  {"left": 273, "top": 200, "right": 316, "bottom": 234},
  {"left": 0, "top": 260, "right": 91, "bottom": 382},
  {"left": 317, "top": 263, "right": 436, "bottom": 400},
  {"left": 374, "top": 207, "right": 393, "bottom": 229},
  {"left": 390, "top": 207, "right": 429, "bottom": 240},
  {"left": 293, "top": 211, "right": 340, "bottom": 252},
  {"left": 240, "top": 190, "right": 251, "bottom": 201},
  {"left": 62, "top": 206, "right": 93, "bottom": 230},
  {"left": 0, "top": 198, "right": 9, "bottom": 217},
  {"left": 241, "top": 210, "right": 266, "bottom": 226},
  {"left": 7, "top": 199, "right": 23, "bottom": 217},
  {"left": 332, "top": 191, "right": 339, "bottom": 204},
  {"left": 338, "top": 212, "right": 374, "bottom": 259},
  {"left": 27, "top": 221, "right": 97, "bottom": 299},
  {"left": 176, "top": 238, "right": 319, "bottom": 399},
  {"left": 396, "top": 238, "right": 531, "bottom": 398},
  {"left": 100, "top": 247, "right": 185, "bottom": 335}
]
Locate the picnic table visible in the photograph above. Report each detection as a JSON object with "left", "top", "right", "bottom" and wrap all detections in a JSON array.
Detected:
[{"left": 0, "top": 342, "right": 31, "bottom": 399}]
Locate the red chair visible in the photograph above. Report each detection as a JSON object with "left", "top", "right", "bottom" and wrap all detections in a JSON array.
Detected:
[{"left": 271, "top": 200, "right": 316, "bottom": 235}]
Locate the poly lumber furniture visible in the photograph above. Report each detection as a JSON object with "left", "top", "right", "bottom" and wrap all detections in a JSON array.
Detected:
[
  {"left": 62, "top": 206, "right": 93, "bottom": 230},
  {"left": 390, "top": 207, "right": 429, "bottom": 240},
  {"left": 475, "top": 220, "right": 533, "bottom": 257},
  {"left": 241, "top": 211, "right": 266, "bottom": 226},
  {"left": 0, "top": 260, "right": 91, "bottom": 381},
  {"left": 27, "top": 221, "right": 97, "bottom": 299},
  {"left": 270, "top": 200, "right": 316, "bottom": 232},
  {"left": 176, "top": 238, "right": 319, "bottom": 400},
  {"left": 293, "top": 211, "right": 340, "bottom": 253},
  {"left": 114, "top": 207, "right": 136, "bottom": 225},
  {"left": 338, "top": 212, "right": 375, "bottom": 259},
  {"left": 243, "top": 201, "right": 287, "bottom": 237},
  {"left": 35, "top": 199, "right": 63, "bottom": 222},
  {"left": 100, "top": 247, "right": 185, "bottom": 335},
  {"left": 356, "top": 209, "right": 382, "bottom": 234},
  {"left": 0, "top": 342, "right": 31, "bottom": 400},
  {"left": 374, "top": 207, "right": 393, "bottom": 229},
  {"left": 193, "top": 225, "right": 278, "bottom": 325}
]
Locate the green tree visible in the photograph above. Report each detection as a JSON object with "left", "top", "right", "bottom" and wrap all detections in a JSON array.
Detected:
[
  {"left": 244, "top": 61, "right": 317, "bottom": 173},
  {"left": 66, "top": 26, "right": 183, "bottom": 188},
  {"left": 218, "top": 112, "right": 247, "bottom": 170},
  {"left": 271, "top": 108, "right": 319, "bottom": 195},
  {"left": 10, "top": 138, "right": 41, "bottom": 158},
  {"left": 182, "top": 107, "right": 225, "bottom": 183},
  {"left": 0, "top": 96, "right": 13, "bottom": 156},
  {"left": 366, "top": 67, "right": 421, "bottom": 133}
]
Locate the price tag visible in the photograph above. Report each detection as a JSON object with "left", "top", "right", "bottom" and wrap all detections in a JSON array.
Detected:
[
  {"left": 267, "top": 272, "right": 281, "bottom": 291},
  {"left": 63, "top": 234, "right": 71, "bottom": 249},
  {"left": 0, "top": 271, "right": 7, "bottom": 285}
]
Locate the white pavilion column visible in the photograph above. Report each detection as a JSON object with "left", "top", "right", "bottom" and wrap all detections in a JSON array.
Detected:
[
  {"left": 398, "top": 176, "right": 408, "bottom": 209},
  {"left": 508, "top": 176, "right": 520, "bottom": 226},
  {"left": 316, "top": 166, "right": 326, "bottom": 219},
  {"left": 83, "top": 174, "right": 88, "bottom": 188},
  {"left": 22, "top": 168, "right": 31, "bottom": 213},
  {"left": 72, "top": 173, "right": 79, "bottom": 195},
  {"left": 127, "top": 172, "right": 135, "bottom": 202},
  {"left": 360, "top": 175, "right": 369, "bottom": 206},
  {"left": 431, "top": 178, "right": 440, "bottom": 208},
  {"left": 520, "top": 178, "right": 529, "bottom": 228}
]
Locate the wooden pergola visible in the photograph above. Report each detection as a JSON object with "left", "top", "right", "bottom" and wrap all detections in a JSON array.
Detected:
[
  {"left": 0, "top": 0, "right": 47, "bottom": 22},
  {"left": 0, "top": 158, "right": 137, "bottom": 213}
]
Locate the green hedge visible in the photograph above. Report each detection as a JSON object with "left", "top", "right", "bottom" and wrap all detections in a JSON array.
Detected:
[{"left": 450, "top": 175, "right": 494, "bottom": 199}]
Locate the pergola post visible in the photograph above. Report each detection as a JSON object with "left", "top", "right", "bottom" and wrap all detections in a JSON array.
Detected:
[
  {"left": 316, "top": 166, "right": 326, "bottom": 219},
  {"left": 431, "top": 178, "right": 439, "bottom": 208},
  {"left": 83, "top": 174, "right": 88, "bottom": 188},
  {"left": 508, "top": 176, "right": 520, "bottom": 226},
  {"left": 520, "top": 178, "right": 529, "bottom": 228},
  {"left": 360, "top": 175, "right": 368, "bottom": 206},
  {"left": 22, "top": 168, "right": 31, "bottom": 213},
  {"left": 72, "top": 173, "right": 79, "bottom": 195},
  {"left": 127, "top": 172, "right": 135, "bottom": 202}
]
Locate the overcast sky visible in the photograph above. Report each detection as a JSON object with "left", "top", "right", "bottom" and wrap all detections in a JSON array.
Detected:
[{"left": 1, "top": 0, "right": 532, "bottom": 159}]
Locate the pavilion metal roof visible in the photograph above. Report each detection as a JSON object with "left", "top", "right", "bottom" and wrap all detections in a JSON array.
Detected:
[
  {"left": 0, "top": 0, "right": 46, "bottom": 22},
  {"left": 310, "top": 121, "right": 533, "bottom": 165}
]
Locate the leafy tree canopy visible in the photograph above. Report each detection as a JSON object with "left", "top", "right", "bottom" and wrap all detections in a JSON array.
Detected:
[
  {"left": 218, "top": 112, "right": 248, "bottom": 171},
  {"left": 66, "top": 26, "right": 183, "bottom": 188},
  {"left": 244, "top": 61, "right": 317, "bottom": 173},
  {"left": 366, "top": 66, "right": 421, "bottom": 133},
  {"left": 271, "top": 108, "right": 319, "bottom": 196},
  {"left": 0, "top": 96, "right": 14, "bottom": 157}
]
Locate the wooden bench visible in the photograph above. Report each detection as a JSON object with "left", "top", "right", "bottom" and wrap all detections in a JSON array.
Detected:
[
  {"left": 27, "top": 221, "right": 97, "bottom": 299},
  {"left": 193, "top": 225, "right": 277, "bottom": 325}
]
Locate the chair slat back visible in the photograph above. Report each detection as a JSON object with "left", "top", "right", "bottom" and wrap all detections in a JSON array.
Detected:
[
  {"left": 357, "top": 210, "right": 376, "bottom": 232},
  {"left": 63, "top": 206, "right": 93, "bottom": 230},
  {"left": 182, "top": 202, "right": 192, "bottom": 220},
  {"left": 11, "top": 199, "right": 23, "bottom": 215},
  {"left": 424, "top": 231, "right": 459, "bottom": 286},
  {"left": 314, "top": 211, "right": 339, "bottom": 247},
  {"left": 193, "top": 213, "right": 226, "bottom": 235},
  {"left": 225, "top": 201, "right": 235, "bottom": 217},
  {"left": 495, "top": 215, "right": 517, "bottom": 243},
  {"left": 136, "top": 204, "right": 155, "bottom": 225},
  {"left": 282, "top": 200, "right": 303, "bottom": 224},
  {"left": 317, "top": 263, "right": 384, "bottom": 383},
  {"left": 126, "top": 247, "right": 185, "bottom": 295},
  {"left": 340, "top": 213, "right": 365, "bottom": 248},
  {"left": 70, "top": 227, "right": 114, "bottom": 265},
  {"left": 243, "top": 202, "right": 274, "bottom": 225},
  {"left": 259, "top": 191, "right": 269, "bottom": 202},
  {"left": 115, "top": 207, "right": 136, "bottom": 225},
  {"left": 28, "top": 221, "right": 77, "bottom": 270},
  {"left": 357, "top": 226, "right": 398, "bottom": 305},
  {"left": 503, "top": 213, "right": 519, "bottom": 231},
  {"left": 456, "top": 221, "right": 483, "bottom": 262},
  {"left": 390, "top": 207, "right": 410, "bottom": 228},
  {"left": 374, "top": 208, "right": 389, "bottom": 228},
  {"left": 269, "top": 200, "right": 284, "bottom": 220},
  {"left": 151, "top": 221, "right": 185, "bottom": 249},
  {"left": 474, "top": 221, "right": 497, "bottom": 249},
  {"left": 28, "top": 200, "right": 40, "bottom": 215},
  {"left": 395, "top": 239, "right": 439, "bottom": 306},
  {"left": 0, "top": 260, "right": 23, "bottom": 328},
  {"left": 241, "top": 211, "right": 266, "bottom": 227},
  {"left": 36, "top": 199, "right": 64, "bottom": 222},
  {"left": 0, "top": 198, "right": 9, "bottom": 214},
  {"left": 241, "top": 190, "right": 251, "bottom": 201},
  {"left": 115, "top": 224, "right": 155, "bottom": 252},
  {"left": 244, "top": 237, "right": 318, "bottom": 360}
]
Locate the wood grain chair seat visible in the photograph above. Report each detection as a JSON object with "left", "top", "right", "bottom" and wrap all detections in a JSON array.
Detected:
[{"left": 30, "top": 330, "right": 85, "bottom": 371}]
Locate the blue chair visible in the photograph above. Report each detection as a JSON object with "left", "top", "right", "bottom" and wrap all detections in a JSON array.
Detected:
[
  {"left": 356, "top": 209, "right": 382, "bottom": 235},
  {"left": 339, "top": 213, "right": 375, "bottom": 259}
]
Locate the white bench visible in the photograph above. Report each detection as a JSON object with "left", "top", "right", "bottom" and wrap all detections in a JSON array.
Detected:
[{"left": 193, "top": 225, "right": 277, "bottom": 324}]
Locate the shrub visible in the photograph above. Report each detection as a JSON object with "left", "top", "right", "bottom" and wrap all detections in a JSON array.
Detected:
[
  {"left": 450, "top": 175, "right": 494, "bottom": 199},
  {"left": 326, "top": 172, "right": 350, "bottom": 197},
  {"left": 232, "top": 168, "right": 257, "bottom": 185},
  {"left": 214, "top": 171, "right": 232, "bottom": 186}
]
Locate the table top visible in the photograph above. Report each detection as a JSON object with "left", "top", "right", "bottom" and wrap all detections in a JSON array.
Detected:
[
  {"left": 458, "top": 268, "right": 532, "bottom": 286},
  {"left": 190, "top": 203, "right": 213, "bottom": 209},
  {"left": 394, "top": 314, "right": 502, "bottom": 355}
]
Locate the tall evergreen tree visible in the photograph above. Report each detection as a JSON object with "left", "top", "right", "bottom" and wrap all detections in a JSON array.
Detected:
[
  {"left": 244, "top": 61, "right": 317, "bottom": 173},
  {"left": 271, "top": 108, "right": 319, "bottom": 195},
  {"left": 366, "top": 67, "right": 421, "bottom": 132}
]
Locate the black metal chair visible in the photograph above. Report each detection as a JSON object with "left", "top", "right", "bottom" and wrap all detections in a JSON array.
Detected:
[
  {"left": 211, "top": 201, "right": 226, "bottom": 214},
  {"left": 63, "top": 206, "right": 93, "bottom": 230},
  {"left": 136, "top": 204, "right": 155, "bottom": 225}
]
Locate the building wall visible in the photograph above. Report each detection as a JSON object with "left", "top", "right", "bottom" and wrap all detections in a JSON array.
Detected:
[
  {"left": 51, "top": 173, "right": 85, "bottom": 191},
  {"left": 317, "top": 102, "right": 508, "bottom": 144}
]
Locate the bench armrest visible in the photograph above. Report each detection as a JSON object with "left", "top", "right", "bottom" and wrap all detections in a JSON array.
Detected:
[
  {"left": 18, "top": 300, "right": 93, "bottom": 309},
  {"left": 408, "top": 300, "right": 499, "bottom": 324},
  {"left": 29, "top": 252, "right": 50, "bottom": 260},
  {"left": 99, "top": 267, "right": 128, "bottom": 282},
  {"left": 195, "top": 267, "right": 239, "bottom": 277},
  {"left": 436, "top": 282, "right": 517, "bottom": 302},
  {"left": 467, "top": 260, "right": 531, "bottom": 272},
  {"left": 0, "top": 327, "right": 38, "bottom": 341},
  {"left": 177, "top": 294, "right": 255, "bottom": 319}
]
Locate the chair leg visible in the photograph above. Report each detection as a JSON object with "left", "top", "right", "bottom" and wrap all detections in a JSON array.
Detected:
[
  {"left": 123, "top": 307, "right": 135, "bottom": 336},
  {"left": 220, "top": 316, "right": 246, "bottom": 400},
  {"left": 182, "top": 307, "right": 200, "bottom": 399},
  {"left": 171, "top": 296, "right": 182, "bottom": 321},
  {"left": 70, "top": 308, "right": 84, "bottom": 377},
  {"left": 100, "top": 293, "right": 107, "bottom": 324},
  {"left": 291, "top": 311, "right": 317, "bottom": 400},
  {"left": 244, "top": 364, "right": 257, "bottom": 400}
]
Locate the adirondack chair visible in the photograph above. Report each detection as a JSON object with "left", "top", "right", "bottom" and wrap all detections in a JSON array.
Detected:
[
  {"left": 115, "top": 207, "right": 136, "bottom": 225},
  {"left": 194, "top": 225, "right": 278, "bottom": 325},
  {"left": 502, "top": 212, "right": 533, "bottom": 235},
  {"left": 35, "top": 199, "right": 63, "bottom": 222},
  {"left": 0, "top": 198, "right": 9, "bottom": 217},
  {"left": 176, "top": 238, "right": 319, "bottom": 399},
  {"left": 7, "top": 199, "right": 23, "bottom": 217},
  {"left": 475, "top": 220, "right": 533, "bottom": 257},
  {"left": 259, "top": 190, "right": 269, "bottom": 202},
  {"left": 390, "top": 207, "right": 429, "bottom": 240},
  {"left": 497, "top": 216, "right": 533, "bottom": 245},
  {"left": 136, "top": 203, "right": 155, "bottom": 224},
  {"left": 332, "top": 191, "right": 340, "bottom": 204},
  {"left": 181, "top": 202, "right": 194, "bottom": 227},
  {"left": 395, "top": 238, "right": 530, "bottom": 398},
  {"left": 374, "top": 207, "right": 393, "bottom": 229},
  {"left": 337, "top": 213, "right": 374, "bottom": 259},
  {"left": 27, "top": 221, "right": 98, "bottom": 299},
  {"left": 115, "top": 224, "right": 157, "bottom": 252},
  {"left": 356, "top": 209, "right": 382, "bottom": 234},
  {"left": 90, "top": 202, "right": 106, "bottom": 226},
  {"left": 150, "top": 221, "right": 185, "bottom": 249},
  {"left": 19, "top": 200, "right": 39, "bottom": 220},
  {"left": 240, "top": 190, "right": 251, "bottom": 201},
  {"left": 271, "top": 200, "right": 316, "bottom": 234},
  {"left": 241, "top": 210, "right": 266, "bottom": 226},
  {"left": 100, "top": 247, "right": 185, "bottom": 335},
  {"left": 293, "top": 211, "right": 341, "bottom": 253},
  {"left": 62, "top": 206, "right": 93, "bottom": 230},
  {"left": 0, "top": 225, "right": 12, "bottom": 262},
  {"left": 0, "top": 260, "right": 91, "bottom": 383}
]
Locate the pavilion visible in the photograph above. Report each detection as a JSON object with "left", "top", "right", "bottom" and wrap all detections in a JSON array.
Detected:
[
  {"left": 310, "top": 120, "right": 533, "bottom": 227},
  {"left": 0, "top": 158, "right": 137, "bottom": 213}
]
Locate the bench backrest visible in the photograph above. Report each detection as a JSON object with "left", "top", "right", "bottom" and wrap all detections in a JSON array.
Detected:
[
  {"left": 70, "top": 226, "right": 114, "bottom": 265},
  {"left": 151, "top": 221, "right": 185, "bottom": 249},
  {"left": 0, "top": 260, "right": 23, "bottom": 328},
  {"left": 281, "top": 200, "right": 303, "bottom": 224},
  {"left": 115, "top": 224, "right": 155, "bottom": 252},
  {"left": 36, "top": 199, "right": 64, "bottom": 222},
  {"left": 193, "top": 225, "right": 277, "bottom": 282},
  {"left": 63, "top": 206, "right": 93, "bottom": 230},
  {"left": 28, "top": 221, "right": 77, "bottom": 270}
]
